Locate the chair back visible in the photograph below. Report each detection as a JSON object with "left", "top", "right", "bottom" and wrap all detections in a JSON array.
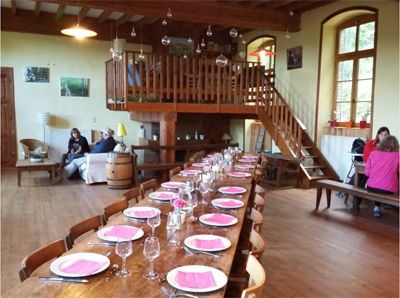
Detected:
[
  {"left": 183, "top": 162, "right": 192, "bottom": 169},
  {"left": 140, "top": 179, "right": 159, "bottom": 200},
  {"left": 19, "top": 239, "right": 66, "bottom": 281},
  {"left": 254, "top": 194, "right": 265, "bottom": 213},
  {"left": 123, "top": 186, "right": 141, "bottom": 204},
  {"left": 169, "top": 166, "right": 182, "bottom": 179},
  {"left": 65, "top": 215, "right": 103, "bottom": 250},
  {"left": 19, "top": 139, "right": 49, "bottom": 159},
  {"left": 250, "top": 208, "right": 263, "bottom": 233},
  {"left": 102, "top": 198, "right": 129, "bottom": 224},
  {"left": 241, "top": 255, "right": 266, "bottom": 298},
  {"left": 249, "top": 229, "right": 265, "bottom": 260}
]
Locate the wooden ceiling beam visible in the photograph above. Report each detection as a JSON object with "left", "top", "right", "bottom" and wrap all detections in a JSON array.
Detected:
[
  {"left": 11, "top": 0, "right": 17, "bottom": 15},
  {"left": 116, "top": 13, "right": 134, "bottom": 27},
  {"left": 39, "top": 0, "right": 301, "bottom": 31},
  {"left": 55, "top": 3, "right": 66, "bottom": 19},
  {"left": 295, "top": 1, "right": 336, "bottom": 13},
  {"left": 133, "top": 16, "right": 154, "bottom": 29},
  {"left": 78, "top": 7, "right": 90, "bottom": 22},
  {"left": 97, "top": 9, "right": 113, "bottom": 23},
  {"left": 1, "top": 7, "right": 154, "bottom": 44},
  {"left": 249, "top": 1, "right": 270, "bottom": 8},
  {"left": 34, "top": 1, "right": 41, "bottom": 17},
  {"left": 264, "top": 0, "right": 297, "bottom": 10}
]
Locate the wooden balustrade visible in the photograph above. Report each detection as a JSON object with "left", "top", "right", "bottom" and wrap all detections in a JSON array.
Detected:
[{"left": 105, "top": 51, "right": 266, "bottom": 111}]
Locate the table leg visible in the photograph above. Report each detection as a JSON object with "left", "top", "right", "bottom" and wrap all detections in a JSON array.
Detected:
[
  {"left": 316, "top": 186, "right": 322, "bottom": 210},
  {"left": 326, "top": 189, "right": 332, "bottom": 208},
  {"left": 353, "top": 166, "right": 360, "bottom": 211},
  {"left": 51, "top": 167, "right": 55, "bottom": 180},
  {"left": 17, "top": 169, "right": 21, "bottom": 187}
]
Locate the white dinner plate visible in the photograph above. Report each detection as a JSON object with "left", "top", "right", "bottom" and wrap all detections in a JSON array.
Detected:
[
  {"left": 235, "top": 164, "right": 255, "bottom": 170},
  {"left": 218, "top": 186, "right": 247, "bottom": 195},
  {"left": 191, "top": 162, "right": 208, "bottom": 168},
  {"left": 184, "top": 234, "right": 231, "bottom": 252},
  {"left": 179, "top": 169, "right": 202, "bottom": 176},
  {"left": 161, "top": 182, "right": 186, "bottom": 190},
  {"left": 97, "top": 225, "right": 144, "bottom": 242},
  {"left": 148, "top": 191, "right": 178, "bottom": 202},
  {"left": 166, "top": 265, "right": 227, "bottom": 293},
  {"left": 228, "top": 171, "right": 252, "bottom": 178},
  {"left": 123, "top": 206, "right": 160, "bottom": 219},
  {"left": 238, "top": 159, "right": 257, "bottom": 163},
  {"left": 212, "top": 198, "right": 244, "bottom": 209},
  {"left": 242, "top": 155, "right": 259, "bottom": 159},
  {"left": 50, "top": 253, "right": 110, "bottom": 278},
  {"left": 199, "top": 213, "right": 238, "bottom": 227}
]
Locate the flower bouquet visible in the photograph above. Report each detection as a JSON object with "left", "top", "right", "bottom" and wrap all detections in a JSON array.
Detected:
[{"left": 171, "top": 198, "right": 187, "bottom": 225}]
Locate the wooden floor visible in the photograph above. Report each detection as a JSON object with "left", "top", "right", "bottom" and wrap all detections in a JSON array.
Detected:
[{"left": 1, "top": 169, "right": 399, "bottom": 297}]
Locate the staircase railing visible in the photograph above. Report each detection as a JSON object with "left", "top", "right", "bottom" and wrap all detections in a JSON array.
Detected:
[{"left": 105, "top": 51, "right": 266, "bottom": 110}]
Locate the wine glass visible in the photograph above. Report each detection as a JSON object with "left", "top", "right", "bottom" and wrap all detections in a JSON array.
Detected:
[
  {"left": 166, "top": 212, "right": 180, "bottom": 245},
  {"left": 199, "top": 181, "right": 209, "bottom": 205},
  {"left": 115, "top": 238, "right": 133, "bottom": 277},
  {"left": 185, "top": 180, "right": 194, "bottom": 193},
  {"left": 147, "top": 213, "right": 161, "bottom": 236},
  {"left": 193, "top": 172, "right": 202, "bottom": 190},
  {"left": 188, "top": 194, "right": 198, "bottom": 222},
  {"left": 143, "top": 236, "right": 160, "bottom": 280}
]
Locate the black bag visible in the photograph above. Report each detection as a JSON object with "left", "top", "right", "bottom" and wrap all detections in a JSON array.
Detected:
[{"left": 351, "top": 138, "right": 365, "bottom": 162}]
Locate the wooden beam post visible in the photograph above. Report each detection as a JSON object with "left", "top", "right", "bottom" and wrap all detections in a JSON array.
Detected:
[{"left": 159, "top": 112, "right": 177, "bottom": 164}]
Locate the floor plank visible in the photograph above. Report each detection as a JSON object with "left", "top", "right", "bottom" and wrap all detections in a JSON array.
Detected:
[{"left": 1, "top": 169, "right": 398, "bottom": 297}]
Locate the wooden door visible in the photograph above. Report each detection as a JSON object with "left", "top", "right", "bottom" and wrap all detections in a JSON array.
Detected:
[{"left": 1, "top": 67, "right": 17, "bottom": 167}]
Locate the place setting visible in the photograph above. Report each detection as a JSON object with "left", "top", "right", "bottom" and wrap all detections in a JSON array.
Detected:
[
  {"left": 234, "top": 164, "right": 256, "bottom": 170},
  {"left": 161, "top": 181, "right": 186, "bottom": 190},
  {"left": 179, "top": 169, "right": 202, "bottom": 177},
  {"left": 198, "top": 213, "right": 238, "bottom": 227},
  {"left": 218, "top": 186, "right": 247, "bottom": 195},
  {"left": 211, "top": 198, "right": 245, "bottom": 210},
  {"left": 183, "top": 234, "right": 231, "bottom": 257},
  {"left": 227, "top": 171, "right": 252, "bottom": 179},
  {"left": 148, "top": 191, "right": 179, "bottom": 203},
  {"left": 123, "top": 206, "right": 161, "bottom": 221}
]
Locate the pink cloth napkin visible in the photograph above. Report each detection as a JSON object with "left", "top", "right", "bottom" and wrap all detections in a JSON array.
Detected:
[
  {"left": 61, "top": 259, "right": 107, "bottom": 275},
  {"left": 236, "top": 164, "right": 254, "bottom": 169},
  {"left": 221, "top": 187, "right": 245, "bottom": 193},
  {"left": 229, "top": 172, "right": 247, "bottom": 177},
  {"left": 242, "top": 155, "right": 258, "bottom": 159},
  {"left": 206, "top": 214, "right": 235, "bottom": 224},
  {"left": 104, "top": 226, "right": 139, "bottom": 239},
  {"left": 163, "top": 183, "right": 181, "bottom": 188},
  {"left": 154, "top": 193, "right": 174, "bottom": 199},
  {"left": 218, "top": 200, "right": 243, "bottom": 208},
  {"left": 131, "top": 210, "right": 158, "bottom": 218},
  {"left": 176, "top": 271, "right": 217, "bottom": 289},
  {"left": 181, "top": 170, "right": 199, "bottom": 175},
  {"left": 192, "top": 238, "right": 225, "bottom": 249}
]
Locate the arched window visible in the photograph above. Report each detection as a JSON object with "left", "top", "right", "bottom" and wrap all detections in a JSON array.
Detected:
[{"left": 334, "top": 14, "right": 376, "bottom": 124}]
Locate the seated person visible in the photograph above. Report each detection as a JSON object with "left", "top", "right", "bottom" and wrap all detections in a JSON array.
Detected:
[
  {"left": 60, "top": 128, "right": 90, "bottom": 168},
  {"left": 363, "top": 126, "right": 390, "bottom": 162},
  {"left": 60, "top": 128, "right": 116, "bottom": 180},
  {"left": 365, "top": 135, "right": 399, "bottom": 217}
]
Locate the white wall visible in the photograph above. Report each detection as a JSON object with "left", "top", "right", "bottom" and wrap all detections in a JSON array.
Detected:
[
  {"left": 1, "top": 32, "right": 152, "bottom": 156},
  {"left": 239, "top": 0, "right": 399, "bottom": 142}
]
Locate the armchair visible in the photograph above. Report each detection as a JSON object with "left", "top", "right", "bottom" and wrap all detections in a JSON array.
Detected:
[{"left": 20, "top": 139, "right": 49, "bottom": 159}]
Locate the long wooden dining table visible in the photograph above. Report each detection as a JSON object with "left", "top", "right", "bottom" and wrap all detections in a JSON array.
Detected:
[{"left": 4, "top": 159, "right": 257, "bottom": 298}]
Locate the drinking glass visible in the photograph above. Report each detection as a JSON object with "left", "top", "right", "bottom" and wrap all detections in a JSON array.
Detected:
[
  {"left": 147, "top": 213, "right": 161, "bottom": 236},
  {"left": 193, "top": 172, "right": 202, "bottom": 190},
  {"left": 166, "top": 212, "right": 180, "bottom": 245},
  {"left": 143, "top": 236, "right": 160, "bottom": 280},
  {"left": 115, "top": 238, "right": 133, "bottom": 277},
  {"left": 185, "top": 180, "right": 194, "bottom": 193},
  {"left": 188, "top": 194, "right": 198, "bottom": 222},
  {"left": 199, "top": 181, "right": 209, "bottom": 205}
]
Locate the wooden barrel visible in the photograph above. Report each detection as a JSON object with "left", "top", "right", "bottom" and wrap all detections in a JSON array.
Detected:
[{"left": 105, "top": 152, "right": 132, "bottom": 189}]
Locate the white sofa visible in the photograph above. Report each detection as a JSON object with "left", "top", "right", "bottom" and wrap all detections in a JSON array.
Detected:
[{"left": 78, "top": 153, "right": 108, "bottom": 184}]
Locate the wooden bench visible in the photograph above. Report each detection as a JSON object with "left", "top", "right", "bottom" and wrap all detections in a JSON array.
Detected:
[{"left": 315, "top": 179, "right": 399, "bottom": 210}]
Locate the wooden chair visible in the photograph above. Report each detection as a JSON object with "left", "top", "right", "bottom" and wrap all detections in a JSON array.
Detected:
[
  {"left": 123, "top": 186, "right": 141, "bottom": 204},
  {"left": 65, "top": 215, "right": 103, "bottom": 250},
  {"left": 241, "top": 255, "right": 266, "bottom": 298},
  {"left": 19, "top": 239, "right": 66, "bottom": 282},
  {"left": 249, "top": 229, "right": 266, "bottom": 260},
  {"left": 183, "top": 161, "right": 192, "bottom": 169},
  {"left": 250, "top": 208, "right": 263, "bottom": 233},
  {"left": 254, "top": 193, "right": 265, "bottom": 213},
  {"left": 140, "top": 178, "right": 159, "bottom": 200},
  {"left": 169, "top": 166, "right": 182, "bottom": 179},
  {"left": 102, "top": 198, "right": 129, "bottom": 224},
  {"left": 255, "top": 184, "right": 266, "bottom": 198}
]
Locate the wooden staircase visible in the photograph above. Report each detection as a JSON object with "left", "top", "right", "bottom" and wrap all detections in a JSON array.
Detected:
[{"left": 256, "top": 84, "right": 339, "bottom": 188}]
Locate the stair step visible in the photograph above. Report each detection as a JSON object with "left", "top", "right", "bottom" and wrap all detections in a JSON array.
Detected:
[
  {"left": 303, "top": 165, "right": 325, "bottom": 169},
  {"left": 302, "top": 155, "right": 319, "bottom": 159},
  {"left": 309, "top": 175, "right": 331, "bottom": 181},
  {"left": 301, "top": 146, "right": 312, "bottom": 149}
]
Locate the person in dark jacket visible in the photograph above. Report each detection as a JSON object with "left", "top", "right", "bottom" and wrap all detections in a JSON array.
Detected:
[
  {"left": 60, "top": 128, "right": 90, "bottom": 168},
  {"left": 60, "top": 127, "right": 116, "bottom": 180}
]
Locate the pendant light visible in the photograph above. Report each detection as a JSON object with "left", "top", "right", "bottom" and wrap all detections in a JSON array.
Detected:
[{"left": 61, "top": 8, "right": 97, "bottom": 39}]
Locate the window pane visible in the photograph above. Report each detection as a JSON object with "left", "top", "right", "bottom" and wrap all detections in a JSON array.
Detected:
[
  {"left": 337, "top": 81, "right": 352, "bottom": 101},
  {"left": 336, "top": 102, "right": 351, "bottom": 121},
  {"left": 338, "top": 60, "right": 353, "bottom": 81},
  {"left": 355, "top": 102, "right": 372, "bottom": 122},
  {"left": 357, "top": 79, "right": 372, "bottom": 101},
  {"left": 358, "top": 21, "right": 375, "bottom": 51},
  {"left": 358, "top": 57, "right": 373, "bottom": 79},
  {"left": 339, "top": 26, "right": 356, "bottom": 54}
]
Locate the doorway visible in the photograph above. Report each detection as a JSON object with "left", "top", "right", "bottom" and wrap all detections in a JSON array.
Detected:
[{"left": 1, "top": 67, "right": 17, "bottom": 167}]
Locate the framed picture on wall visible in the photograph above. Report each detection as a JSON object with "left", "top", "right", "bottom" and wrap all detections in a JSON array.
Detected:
[
  {"left": 24, "top": 67, "right": 49, "bottom": 82},
  {"left": 169, "top": 37, "right": 194, "bottom": 58},
  {"left": 60, "top": 77, "right": 90, "bottom": 97},
  {"left": 287, "top": 46, "right": 302, "bottom": 70}
]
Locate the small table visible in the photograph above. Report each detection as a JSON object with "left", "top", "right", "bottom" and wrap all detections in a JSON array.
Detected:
[{"left": 16, "top": 159, "right": 58, "bottom": 186}]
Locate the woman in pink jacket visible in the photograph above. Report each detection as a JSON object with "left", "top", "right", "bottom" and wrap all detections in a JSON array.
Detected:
[{"left": 365, "top": 136, "right": 399, "bottom": 217}]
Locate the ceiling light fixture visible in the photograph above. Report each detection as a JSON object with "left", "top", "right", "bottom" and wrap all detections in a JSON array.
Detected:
[{"left": 61, "top": 10, "right": 97, "bottom": 40}]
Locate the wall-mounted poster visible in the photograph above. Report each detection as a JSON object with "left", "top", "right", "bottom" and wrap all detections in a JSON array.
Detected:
[
  {"left": 60, "top": 77, "right": 89, "bottom": 97},
  {"left": 24, "top": 67, "right": 49, "bottom": 82},
  {"left": 287, "top": 46, "right": 302, "bottom": 70}
]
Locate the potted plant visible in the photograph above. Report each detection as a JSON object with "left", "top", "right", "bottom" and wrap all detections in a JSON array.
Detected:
[
  {"left": 360, "top": 111, "right": 369, "bottom": 128},
  {"left": 328, "top": 110, "right": 338, "bottom": 127},
  {"left": 29, "top": 152, "right": 44, "bottom": 162}
]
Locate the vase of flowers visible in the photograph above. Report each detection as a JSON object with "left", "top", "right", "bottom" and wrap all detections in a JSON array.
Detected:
[
  {"left": 360, "top": 111, "right": 369, "bottom": 128},
  {"left": 328, "top": 119, "right": 337, "bottom": 127},
  {"left": 172, "top": 198, "right": 186, "bottom": 226}
]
